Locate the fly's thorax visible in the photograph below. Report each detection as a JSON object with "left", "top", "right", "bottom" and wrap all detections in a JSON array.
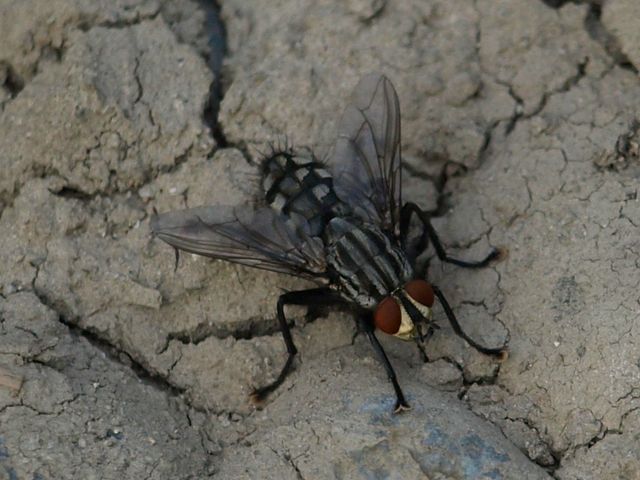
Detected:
[
  {"left": 260, "top": 149, "right": 346, "bottom": 237},
  {"left": 325, "top": 218, "right": 413, "bottom": 309}
]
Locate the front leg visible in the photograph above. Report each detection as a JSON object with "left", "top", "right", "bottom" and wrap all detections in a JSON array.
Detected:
[
  {"left": 400, "top": 202, "right": 501, "bottom": 267},
  {"left": 433, "top": 285, "right": 507, "bottom": 359},
  {"left": 251, "top": 287, "right": 344, "bottom": 403},
  {"left": 413, "top": 321, "right": 439, "bottom": 363},
  {"left": 359, "top": 315, "right": 410, "bottom": 413}
]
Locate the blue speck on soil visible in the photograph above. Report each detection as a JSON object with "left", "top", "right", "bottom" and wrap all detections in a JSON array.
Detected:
[
  {"left": 460, "top": 434, "right": 509, "bottom": 463},
  {"left": 419, "top": 426, "right": 511, "bottom": 478},
  {"left": 483, "top": 467, "right": 504, "bottom": 479},
  {"left": 4, "top": 466, "right": 18, "bottom": 480},
  {"left": 423, "top": 426, "right": 448, "bottom": 447},
  {"left": 0, "top": 437, "right": 9, "bottom": 460},
  {"left": 354, "top": 395, "right": 402, "bottom": 426},
  {"left": 422, "top": 425, "right": 461, "bottom": 456},
  {"left": 358, "top": 465, "right": 390, "bottom": 480},
  {"left": 373, "top": 428, "right": 388, "bottom": 439},
  {"left": 348, "top": 396, "right": 515, "bottom": 479},
  {"left": 421, "top": 452, "right": 456, "bottom": 473},
  {"left": 357, "top": 395, "right": 397, "bottom": 415}
]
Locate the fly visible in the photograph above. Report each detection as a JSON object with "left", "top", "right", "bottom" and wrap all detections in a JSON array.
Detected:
[{"left": 151, "top": 73, "right": 507, "bottom": 413}]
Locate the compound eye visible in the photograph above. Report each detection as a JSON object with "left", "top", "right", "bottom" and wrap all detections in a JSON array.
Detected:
[
  {"left": 373, "top": 297, "right": 401, "bottom": 334},
  {"left": 404, "top": 279, "right": 435, "bottom": 307}
]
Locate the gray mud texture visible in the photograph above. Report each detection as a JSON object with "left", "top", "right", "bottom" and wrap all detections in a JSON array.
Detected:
[{"left": 1, "top": 0, "right": 640, "bottom": 478}]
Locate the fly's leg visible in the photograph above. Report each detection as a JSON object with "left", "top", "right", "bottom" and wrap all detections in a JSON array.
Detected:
[
  {"left": 412, "top": 319, "right": 429, "bottom": 362},
  {"left": 360, "top": 316, "right": 410, "bottom": 413},
  {"left": 433, "top": 285, "right": 507, "bottom": 359},
  {"left": 413, "top": 322, "right": 439, "bottom": 363},
  {"left": 250, "top": 288, "right": 343, "bottom": 404},
  {"left": 400, "top": 202, "right": 501, "bottom": 268}
]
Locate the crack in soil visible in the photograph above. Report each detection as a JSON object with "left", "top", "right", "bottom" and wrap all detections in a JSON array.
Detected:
[{"left": 540, "top": 0, "right": 638, "bottom": 74}]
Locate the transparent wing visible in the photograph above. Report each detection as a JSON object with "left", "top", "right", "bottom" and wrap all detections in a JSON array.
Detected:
[
  {"left": 329, "top": 73, "right": 402, "bottom": 236},
  {"left": 150, "top": 206, "right": 327, "bottom": 280}
]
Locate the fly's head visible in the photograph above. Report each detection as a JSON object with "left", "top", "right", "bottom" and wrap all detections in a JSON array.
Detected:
[{"left": 373, "top": 279, "right": 435, "bottom": 340}]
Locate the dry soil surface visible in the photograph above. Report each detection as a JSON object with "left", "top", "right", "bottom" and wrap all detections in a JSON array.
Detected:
[{"left": 2, "top": 0, "right": 640, "bottom": 478}]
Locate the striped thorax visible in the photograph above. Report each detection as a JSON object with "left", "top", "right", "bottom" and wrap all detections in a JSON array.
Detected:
[{"left": 325, "top": 217, "right": 413, "bottom": 308}]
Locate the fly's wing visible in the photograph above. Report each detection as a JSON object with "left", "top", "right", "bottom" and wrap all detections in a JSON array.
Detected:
[
  {"left": 329, "top": 73, "right": 402, "bottom": 237},
  {"left": 151, "top": 206, "right": 327, "bottom": 280}
]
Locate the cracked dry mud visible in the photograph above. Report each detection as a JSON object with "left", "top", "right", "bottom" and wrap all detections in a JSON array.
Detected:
[{"left": 1, "top": 0, "right": 640, "bottom": 478}]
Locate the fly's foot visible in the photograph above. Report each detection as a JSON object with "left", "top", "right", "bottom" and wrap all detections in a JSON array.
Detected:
[
  {"left": 479, "top": 346, "right": 509, "bottom": 362},
  {"left": 490, "top": 246, "right": 509, "bottom": 263},
  {"left": 496, "top": 348, "right": 509, "bottom": 362},
  {"left": 249, "top": 391, "right": 266, "bottom": 407},
  {"left": 475, "top": 345, "right": 509, "bottom": 360},
  {"left": 477, "top": 246, "right": 506, "bottom": 267},
  {"left": 249, "top": 351, "right": 297, "bottom": 407},
  {"left": 394, "top": 399, "right": 411, "bottom": 414},
  {"left": 249, "top": 385, "right": 275, "bottom": 406}
]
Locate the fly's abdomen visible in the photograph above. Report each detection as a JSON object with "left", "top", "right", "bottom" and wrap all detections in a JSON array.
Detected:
[{"left": 261, "top": 150, "right": 345, "bottom": 236}]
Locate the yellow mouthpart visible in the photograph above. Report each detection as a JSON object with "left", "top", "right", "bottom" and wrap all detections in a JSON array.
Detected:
[{"left": 393, "top": 297, "right": 433, "bottom": 341}]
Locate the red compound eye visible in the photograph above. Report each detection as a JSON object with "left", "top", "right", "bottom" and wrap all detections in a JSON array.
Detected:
[
  {"left": 404, "top": 279, "right": 435, "bottom": 307},
  {"left": 374, "top": 297, "right": 401, "bottom": 334}
]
